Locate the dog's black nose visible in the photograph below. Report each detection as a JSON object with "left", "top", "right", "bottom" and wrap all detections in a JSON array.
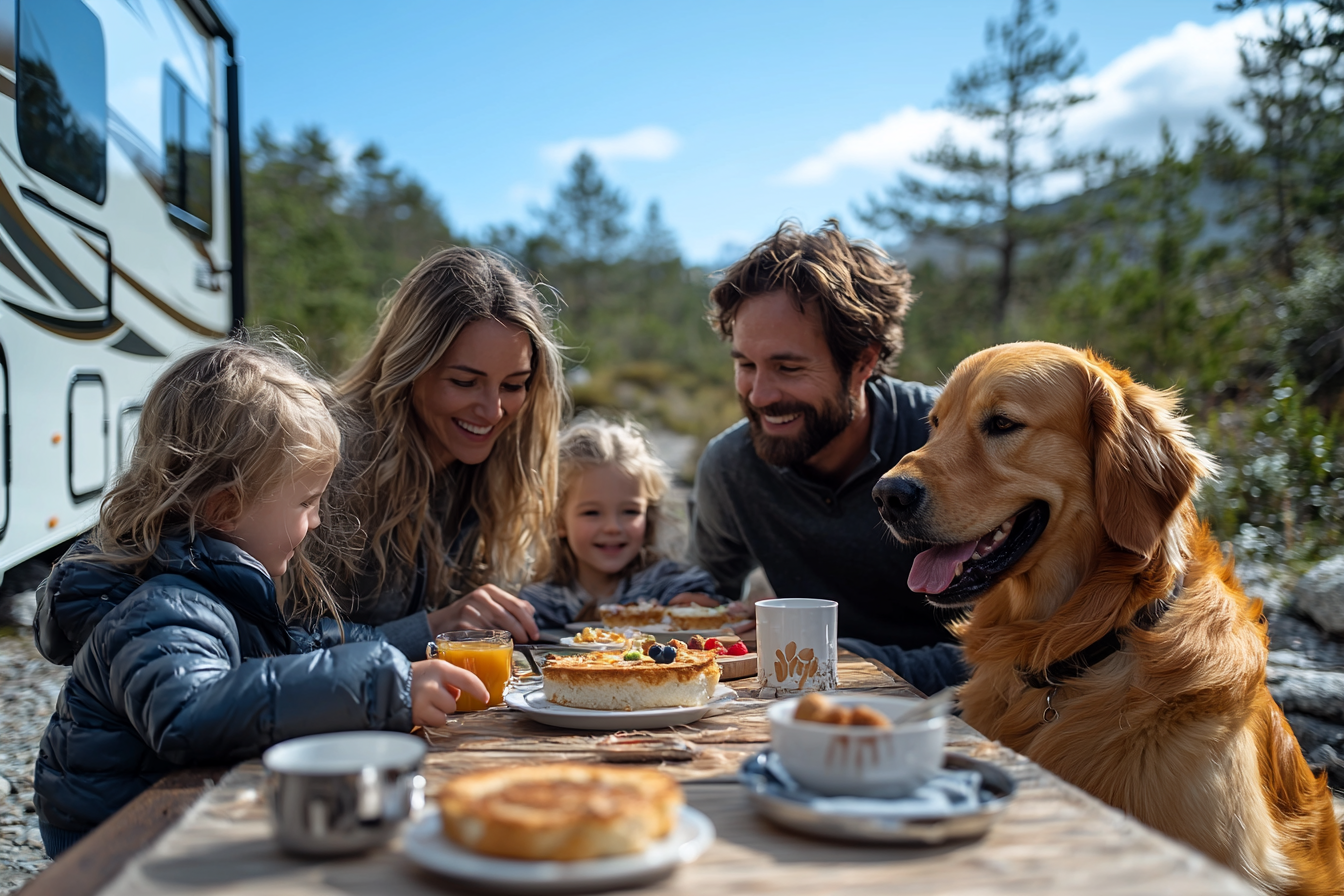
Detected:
[{"left": 873, "top": 476, "right": 924, "bottom": 519}]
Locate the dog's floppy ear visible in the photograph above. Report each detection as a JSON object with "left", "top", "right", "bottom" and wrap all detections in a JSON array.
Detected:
[{"left": 1087, "top": 353, "right": 1212, "bottom": 558}]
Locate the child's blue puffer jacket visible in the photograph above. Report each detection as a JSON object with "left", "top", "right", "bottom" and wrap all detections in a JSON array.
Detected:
[{"left": 33, "top": 533, "right": 413, "bottom": 833}]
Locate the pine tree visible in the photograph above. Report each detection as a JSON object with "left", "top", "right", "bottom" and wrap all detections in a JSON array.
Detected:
[
  {"left": 1220, "top": 1, "right": 1344, "bottom": 276},
  {"left": 536, "top": 152, "right": 630, "bottom": 262},
  {"left": 857, "top": 0, "right": 1092, "bottom": 329}
]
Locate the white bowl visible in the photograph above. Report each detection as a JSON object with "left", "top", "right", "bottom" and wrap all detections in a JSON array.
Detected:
[{"left": 766, "top": 695, "right": 946, "bottom": 798}]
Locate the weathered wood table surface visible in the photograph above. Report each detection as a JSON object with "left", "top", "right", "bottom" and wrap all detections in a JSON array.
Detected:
[{"left": 23, "top": 651, "right": 1259, "bottom": 895}]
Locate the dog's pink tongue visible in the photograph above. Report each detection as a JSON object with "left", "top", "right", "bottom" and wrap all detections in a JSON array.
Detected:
[{"left": 909, "top": 539, "right": 980, "bottom": 594}]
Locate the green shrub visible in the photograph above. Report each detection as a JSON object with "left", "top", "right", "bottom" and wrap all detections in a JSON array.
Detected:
[{"left": 1198, "top": 371, "right": 1344, "bottom": 566}]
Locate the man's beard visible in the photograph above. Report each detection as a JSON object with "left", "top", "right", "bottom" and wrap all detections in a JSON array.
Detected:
[{"left": 741, "top": 386, "right": 856, "bottom": 468}]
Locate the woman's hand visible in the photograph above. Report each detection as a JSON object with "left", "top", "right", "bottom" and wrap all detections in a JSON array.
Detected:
[
  {"left": 667, "top": 592, "right": 720, "bottom": 607},
  {"left": 409, "top": 659, "right": 489, "bottom": 728},
  {"left": 426, "top": 585, "right": 540, "bottom": 642}
]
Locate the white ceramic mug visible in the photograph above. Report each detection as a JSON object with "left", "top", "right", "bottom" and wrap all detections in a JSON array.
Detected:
[{"left": 755, "top": 598, "right": 839, "bottom": 693}]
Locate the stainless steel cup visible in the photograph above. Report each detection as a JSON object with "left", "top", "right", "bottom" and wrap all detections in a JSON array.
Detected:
[{"left": 263, "top": 731, "right": 427, "bottom": 856}]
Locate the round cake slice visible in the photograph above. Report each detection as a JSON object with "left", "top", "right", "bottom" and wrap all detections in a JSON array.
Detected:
[
  {"left": 667, "top": 604, "right": 729, "bottom": 631},
  {"left": 543, "top": 643, "right": 721, "bottom": 711},
  {"left": 598, "top": 600, "right": 667, "bottom": 628},
  {"left": 438, "top": 763, "right": 682, "bottom": 860}
]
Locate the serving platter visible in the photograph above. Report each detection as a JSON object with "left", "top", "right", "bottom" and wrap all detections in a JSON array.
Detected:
[
  {"left": 562, "top": 621, "right": 734, "bottom": 640},
  {"left": 403, "top": 805, "right": 715, "bottom": 894},
  {"left": 503, "top": 683, "right": 738, "bottom": 730},
  {"left": 716, "top": 651, "right": 757, "bottom": 680}
]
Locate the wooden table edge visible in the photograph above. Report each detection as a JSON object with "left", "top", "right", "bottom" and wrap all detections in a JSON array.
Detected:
[{"left": 19, "top": 766, "right": 229, "bottom": 896}]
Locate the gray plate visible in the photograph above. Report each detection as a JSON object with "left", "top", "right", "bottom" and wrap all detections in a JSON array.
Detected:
[{"left": 739, "top": 750, "right": 1016, "bottom": 845}]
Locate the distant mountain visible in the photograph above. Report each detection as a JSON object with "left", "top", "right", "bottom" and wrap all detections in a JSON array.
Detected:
[{"left": 888, "top": 176, "right": 1250, "bottom": 271}]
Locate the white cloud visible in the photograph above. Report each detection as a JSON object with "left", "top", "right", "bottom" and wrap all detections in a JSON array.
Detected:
[
  {"left": 539, "top": 125, "right": 682, "bottom": 166},
  {"left": 1060, "top": 10, "right": 1280, "bottom": 154},
  {"left": 781, "top": 6, "right": 1291, "bottom": 188},
  {"left": 781, "top": 108, "right": 990, "bottom": 186}
]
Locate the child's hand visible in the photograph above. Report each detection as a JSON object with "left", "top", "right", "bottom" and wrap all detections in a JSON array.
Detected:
[
  {"left": 410, "top": 660, "right": 489, "bottom": 728},
  {"left": 667, "top": 592, "right": 720, "bottom": 607}
]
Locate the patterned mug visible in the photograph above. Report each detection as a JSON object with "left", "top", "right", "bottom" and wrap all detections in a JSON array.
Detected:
[{"left": 755, "top": 598, "right": 839, "bottom": 694}]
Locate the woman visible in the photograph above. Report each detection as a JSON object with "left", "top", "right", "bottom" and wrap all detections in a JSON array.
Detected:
[{"left": 299, "top": 247, "right": 566, "bottom": 656}]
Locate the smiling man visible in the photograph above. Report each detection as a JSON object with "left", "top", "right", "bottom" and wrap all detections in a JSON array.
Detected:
[{"left": 689, "top": 220, "right": 966, "bottom": 694}]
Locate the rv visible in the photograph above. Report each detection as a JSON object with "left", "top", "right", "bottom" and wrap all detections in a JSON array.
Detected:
[{"left": 0, "top": 0, "right": 243, "bottom": 588}]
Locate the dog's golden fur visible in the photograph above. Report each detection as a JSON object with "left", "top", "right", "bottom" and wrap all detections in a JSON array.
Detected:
[{"left": 880, "top": 342, "right": 1344, "bottom": 895}]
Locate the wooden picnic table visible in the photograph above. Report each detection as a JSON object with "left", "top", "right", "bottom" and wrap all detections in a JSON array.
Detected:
[{"left": 22, "top": 650, "right": 1259, "bottom": 895}]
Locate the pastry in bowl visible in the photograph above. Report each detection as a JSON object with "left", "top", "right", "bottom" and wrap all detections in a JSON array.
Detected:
[
  {"left": 543, "top": 641, "right": 721, "bottom": 711},
  {"left": 438, "top": 763, "right": 683, "bottom": 860},
  {"left": 598, "top": 600, "right": 667, "bottom": 628},
  {"left": 667, "top": 604, "right": 728, "bottom": 631}
]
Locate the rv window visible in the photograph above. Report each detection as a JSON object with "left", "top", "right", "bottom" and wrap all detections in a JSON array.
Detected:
[
  {"left": 15, "top": 0, "right": 108, "bottom": 204},
  {"left": 162, "top": 70, "right": 213, "bottom": 236}
]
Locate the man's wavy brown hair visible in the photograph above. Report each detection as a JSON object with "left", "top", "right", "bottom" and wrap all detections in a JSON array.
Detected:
[{"left": 708, "top": 219, "right": 915, "bottom": 378}]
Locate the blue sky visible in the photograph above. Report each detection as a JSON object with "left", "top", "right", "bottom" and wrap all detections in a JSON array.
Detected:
[{"left": 217, "top": 0, "right": 1266, "bottom": 263}]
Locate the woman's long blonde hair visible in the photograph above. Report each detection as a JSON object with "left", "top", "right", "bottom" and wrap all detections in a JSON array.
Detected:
[
  {"left": 90, "top": 339, "right": 342, "bottom": 621},
  {"left": 538, "top": 414, "right": 670, "bottom": 588},
  {"left": 319, "top": 247, "right": 565, "bottom": 608}
]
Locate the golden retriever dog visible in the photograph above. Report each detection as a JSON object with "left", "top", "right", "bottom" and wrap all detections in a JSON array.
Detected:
[{"left": 873, "top": 342, "right": 1344, "bottom": 895}]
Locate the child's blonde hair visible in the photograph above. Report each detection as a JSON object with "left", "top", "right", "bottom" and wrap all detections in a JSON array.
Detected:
[
  {"left": 91, "top": 338, "right": 342, "bottom": 621},
  {"left": 540, "top": 414, "right": 671, "bottom": 587}
]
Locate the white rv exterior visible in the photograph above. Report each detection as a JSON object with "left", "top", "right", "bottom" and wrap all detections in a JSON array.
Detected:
[{"left": 0, "top": 0, "right": 243, "bottom": 581}]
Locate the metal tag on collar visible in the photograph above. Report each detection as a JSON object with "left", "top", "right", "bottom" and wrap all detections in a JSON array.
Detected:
[{"left": 1042, "top": 686, "right": 1060, "bottom": 723}]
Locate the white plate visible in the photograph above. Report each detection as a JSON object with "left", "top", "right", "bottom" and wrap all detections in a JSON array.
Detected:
[
  {"left": 504, "top": 683, "right": 738, "bottom": 730},
  {"left": 739, "top": 750, "right": 1016, "bottom": 844},
  {"left": 402, "top": 805, "right": 715, "bottom": 894},
  {"left": 558, "top": 636, "right": 628, "bottom": 651}
]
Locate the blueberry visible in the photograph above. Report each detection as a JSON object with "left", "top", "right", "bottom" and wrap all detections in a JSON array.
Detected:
[{"left": 652, "top": 644, "right": 675, "bottom": 664}]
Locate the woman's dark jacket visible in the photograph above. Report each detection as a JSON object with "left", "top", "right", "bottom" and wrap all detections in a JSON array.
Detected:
[{"left": 32, "top": 534, "right": 413, "bottom": 833}]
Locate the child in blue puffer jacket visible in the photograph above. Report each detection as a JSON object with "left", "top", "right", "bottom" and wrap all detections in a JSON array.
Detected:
[{"left": 32, "top": 340, "right": 488, "bottom": 858}]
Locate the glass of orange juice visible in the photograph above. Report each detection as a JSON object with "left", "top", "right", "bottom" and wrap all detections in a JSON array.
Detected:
[{"left": 426, "top": 630, "right": 513, "bottom": 711}]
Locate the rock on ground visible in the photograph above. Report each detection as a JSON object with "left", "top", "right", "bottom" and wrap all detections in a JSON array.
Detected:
[
  {"left": 1268, "top": 614, "right": 1344, "bottom": 668},
  {"left": 1265, "top": 666, "right": 1344, "bottom": 723},
  {"left": 0, "top": 634, "right": 67, "bottom": 893},
  {"left": 1291, "top": 554, "right": 1344, "bottom": 635},
  {"left": 1232, "top": 559, "right": 1295, "bottom": 614},
  {"left": 1267, "top": 613, "right": 1344, "bottom": 789}
]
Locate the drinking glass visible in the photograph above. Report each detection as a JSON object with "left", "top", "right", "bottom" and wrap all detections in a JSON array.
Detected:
[{"left": 426, "top": 630, "right": 513, "bottom": 711}]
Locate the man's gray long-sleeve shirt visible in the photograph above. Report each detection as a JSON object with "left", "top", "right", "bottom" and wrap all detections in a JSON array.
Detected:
[{"left": 689, "top": 376, "right": 954, "bottom": 649}]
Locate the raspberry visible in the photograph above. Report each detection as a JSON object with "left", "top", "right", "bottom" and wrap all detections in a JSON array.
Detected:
[{"left": 726, "top": 641, "right": 749, "bottom": 656}]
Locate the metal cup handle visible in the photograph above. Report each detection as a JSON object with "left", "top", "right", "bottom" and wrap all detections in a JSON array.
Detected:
[{"left": 426, "top": 641, "right": 438, "bottom": 660}]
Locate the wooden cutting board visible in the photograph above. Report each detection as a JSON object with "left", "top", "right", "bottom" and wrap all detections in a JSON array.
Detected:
[{"left": 718, "top": 652, "right": 758, "bottom": 681}]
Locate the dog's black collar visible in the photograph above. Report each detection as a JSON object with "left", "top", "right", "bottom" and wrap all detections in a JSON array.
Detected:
[{"left": 1016, "top": 576, "right": 1182, "bottom": 691}]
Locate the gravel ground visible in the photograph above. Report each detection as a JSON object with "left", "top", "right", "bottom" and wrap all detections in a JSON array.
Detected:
[{"left": 0, "top": 631, "right": 66, "bottom": 893}]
